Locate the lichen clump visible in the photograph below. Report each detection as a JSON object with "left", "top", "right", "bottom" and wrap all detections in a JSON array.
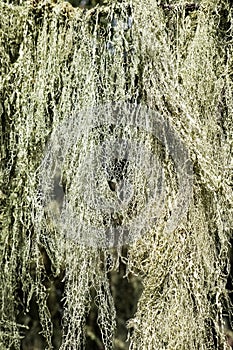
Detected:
[{"left": 0, "top": 0, "right": 232, "bottom": 349}]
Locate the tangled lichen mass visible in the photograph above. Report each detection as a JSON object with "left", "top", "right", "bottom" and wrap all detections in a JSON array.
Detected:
[{"left": 0, "top": 0, "right": 232, "bottom": 349}]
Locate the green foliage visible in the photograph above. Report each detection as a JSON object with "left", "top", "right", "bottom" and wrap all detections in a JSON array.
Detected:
[{"left": 0, "top": 0, "right": 232, "bottom": 349}]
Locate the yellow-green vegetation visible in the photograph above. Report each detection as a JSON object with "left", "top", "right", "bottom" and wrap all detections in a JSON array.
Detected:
[{"left": 0, "top": 0, "right": 232, "bottom": 349}]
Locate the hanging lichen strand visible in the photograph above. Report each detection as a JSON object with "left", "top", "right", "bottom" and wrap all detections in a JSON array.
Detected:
[{"left": 0, "top": 0, "right": 232, "bottom": 349}]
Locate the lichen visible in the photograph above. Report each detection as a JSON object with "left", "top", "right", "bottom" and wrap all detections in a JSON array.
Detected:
[{"left": 0, "top": 0, "right": 232, "bottom": 349}]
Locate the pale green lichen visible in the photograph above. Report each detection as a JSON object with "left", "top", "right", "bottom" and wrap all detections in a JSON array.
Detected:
[{"left": 0, "top": 0, "right": 232, "bottom": 349}]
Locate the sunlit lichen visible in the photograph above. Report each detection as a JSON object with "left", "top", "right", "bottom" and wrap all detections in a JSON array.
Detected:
[{"left": 0, "top": 0, "right": 232, "bottom": 349}]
